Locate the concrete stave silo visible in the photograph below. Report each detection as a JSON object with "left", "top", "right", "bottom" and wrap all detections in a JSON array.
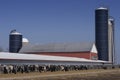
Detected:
[{"left": 108, "top": 17, "right": 115, "bottom": 63}]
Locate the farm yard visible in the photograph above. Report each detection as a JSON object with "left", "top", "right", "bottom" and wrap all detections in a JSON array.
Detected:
[
  {"left": 0, "top": 69, "right": 120, "bottom": 80},
  {"left": 0, "top": 64, "right": 119, "bottom": 80}
]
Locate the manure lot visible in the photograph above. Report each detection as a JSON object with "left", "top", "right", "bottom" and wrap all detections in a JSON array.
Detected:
[{"left": 0, "top": 69, "right": 120, "bottom": 80}]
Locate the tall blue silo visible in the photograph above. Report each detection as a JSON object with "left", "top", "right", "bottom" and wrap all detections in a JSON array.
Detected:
[
  {"left": 95, "top": 7, "right": 109, "bottom": 61},
  {"left": 9, "top": 30, "right": 22, "bottom": 53}
]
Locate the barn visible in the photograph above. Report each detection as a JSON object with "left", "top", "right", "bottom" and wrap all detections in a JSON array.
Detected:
[
  {"left": 20, "top": 42, "right": 98, "bottom": 60},
  {"left": 0, "top": 52, "right": 108, "bottom": 65}
]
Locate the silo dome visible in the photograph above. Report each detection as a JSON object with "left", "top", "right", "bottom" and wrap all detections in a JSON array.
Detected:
[
  {"left": 10, "top": 29, "right": 21, "bottom": 35},
  {"left": 22, "top": 38, "right": 29, "bottom": 46},
  {"left": 97, "top": 7, "right": 108, "bottom": 10},
  {"left": 108, "top": 19, "right": 112, "bottom": 25}
]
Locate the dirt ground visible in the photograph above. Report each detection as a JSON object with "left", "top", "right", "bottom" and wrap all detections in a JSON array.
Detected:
[{"left": 0, "top": 69, "right": 120, "bottom": 80}]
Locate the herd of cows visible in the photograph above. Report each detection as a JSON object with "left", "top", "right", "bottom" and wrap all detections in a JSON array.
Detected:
[{"left": 0, "top": 64, "right": 120, "bottom": 74}]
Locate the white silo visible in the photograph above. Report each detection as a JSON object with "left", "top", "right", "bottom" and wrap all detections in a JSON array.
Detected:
[
  {"left": 22, "top": 38, "right": 29, "bottom": 46},
  {"left": 108, "top": 17, "right": 115, "bottom": 63}
]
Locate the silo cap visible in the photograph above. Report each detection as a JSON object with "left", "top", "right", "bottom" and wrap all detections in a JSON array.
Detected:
[
  {"left": 97, "top": 7, "right": 108, "bottom": 10},
  {"left": 109, "top": 18, "right": 114, "bottom": 21},
  {"left": 22, "top": 38, "right": 29, "bottom": 43},
  {"left": 10, "top": 29, "right": 22, "bottom": 35}
]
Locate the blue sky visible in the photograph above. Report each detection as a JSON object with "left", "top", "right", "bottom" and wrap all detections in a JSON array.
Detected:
[{"left": 0, "top": 0, "right": 119, "bottom": 63}]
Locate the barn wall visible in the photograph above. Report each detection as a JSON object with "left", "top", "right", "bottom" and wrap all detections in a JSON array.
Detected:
[{"left": 25, "top": 52, "right": 98, "bottom": 60}]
